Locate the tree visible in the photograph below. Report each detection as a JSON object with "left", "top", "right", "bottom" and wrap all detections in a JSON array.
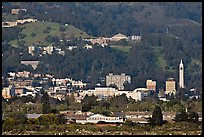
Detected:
[
  {"left": 174, "top": 109, "right": 188, "bottom": 122},
  {"left": 188, "top": 111, "right": 199, "bottom": 123},
  {"left": 149, "top": 105, "right": 163, "bottom": 126},
  {"left": 123, "top": 81, "right": 132, "bottom": 90},
  {"left": 179, "top": 88, "right": 186, "bottom": 101},
  {"left": 41, "top": 92, "right": 51, "bottom": 114}
]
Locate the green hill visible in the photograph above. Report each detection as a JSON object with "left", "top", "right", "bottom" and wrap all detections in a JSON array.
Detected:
[{"left": 9, "top": 22, "right": 92, "bottom": 47}]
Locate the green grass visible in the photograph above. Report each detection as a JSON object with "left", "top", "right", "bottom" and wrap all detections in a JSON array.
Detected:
[
  {"left": 110, "top": 45, "right": 132, "bottom": 52},
  {"left": 9, "top": 22, "right": 92, "bottom": 46},
  {"left": 2, "top": 13, "right": 18, "bottom": 21},
  {"left": 153, "top": 46, "right": 168, "bottom": 70}
]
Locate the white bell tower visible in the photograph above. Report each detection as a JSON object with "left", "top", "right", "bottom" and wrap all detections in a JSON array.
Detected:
[{"left": 179, "top": 59, "right": 184, "bottom": 88}]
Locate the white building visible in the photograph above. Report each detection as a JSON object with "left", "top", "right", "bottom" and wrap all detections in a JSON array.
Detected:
[
  {"left": 83, "top": 87, "right": 117, "bottom": 98},
  {"left": 76, "top": 114, "right": 123, "bottom": 124},
  {"left": 128, "top": 35, "right": 141, "bottom": 41},
  {"left": 28, "top": 46, "right": 35, "bottom": 55}
]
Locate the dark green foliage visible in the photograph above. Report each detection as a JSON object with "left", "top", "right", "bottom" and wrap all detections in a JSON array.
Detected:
[
  {"left": 110, "top": 94, "right": 129, "bottom": 111},
  {"left": 102, "top": 110, "right": 111, "bottom": 116},
  {"left": 51, "top": 109, "right": 60, "bottom": 114},
  {"left": 41, "top": 92, "right": 51, "bottom": 114},
  {"left": 57, "top": 114, "right": 67, "bottom": 124},
  {"left": 174, "top": 110, "right": 188, "bottom": 122},
  {"left": 149, "top": 105, "right": 163, "bottom": 126},
  {"left": 82, "top": 104, "right": 92, "bottom": 112},
  {"left": 38, "top": 114, "right": 59, "bottom": 125},
  {"left": 81, "top": 94, "right": 98, "bottom": 112},
  {"left": 124, "top": 120, "right": 134, "bottom": 127},
  {"left": 188, "top": 111, "right": 199, "bottom": 123}
]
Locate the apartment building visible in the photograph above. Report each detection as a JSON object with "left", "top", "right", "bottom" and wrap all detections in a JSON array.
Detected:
[{"left": 106, "top": 73, "right": 131, "bottom": 90}]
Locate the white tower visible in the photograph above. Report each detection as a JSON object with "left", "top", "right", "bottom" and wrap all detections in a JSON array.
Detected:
[{"left": 179, "top": 59, "right": 184, "bottom": 88}]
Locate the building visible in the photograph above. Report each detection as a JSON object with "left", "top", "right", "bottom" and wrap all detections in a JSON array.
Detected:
[
  {"left": 106, "top": 73, "right": 131, "bottom": 90},
  {"left": 125, "top": 111, "right": 176, "bottom": 124},
  {"left": 16, "top": 71, "right": 31, "bottom": 78},
  {"left": 21, "top": 60, "right": 39, "bottom": 69},
  {"left": 146, "top": 80, "right": 156, "bottom": 91},
  {"left": 76, "top": 114, "right": 124, "bottom": 124},
  {"left": 165, "top": 78, "right": 176, "bottom": 95},
  {"left": 116, "top": 90, "right": 145, "bottom": 101},
  {"left": 83, "top": 44, "right": 93, "bottom": 49},
  {"left": 28, "top": 46, "right": 35, "bottom": 55},
  {"left": 24, "top": 114, "right": 42, "bottom": 119},
  {"left": 179, "top": 59, "right": 184, "bottom": 88},
  {"left": 43, "top": 45, "right": 54, "bottom": 54},
  {"left": 128, "top": 35, "right": 142, "bottom": 41},
  {"left": 2, "top": 22, "right": 18, "bottom": 27},
  {"left": 16, "top": 18, "right": 38, "bottom": 24},
  {"left": 11, "top": 9, "right": 27, "bottom": 14},
  {"left": 111, "top": 33, "right": 128, "bottom": 41},
  {"left": 85, "top": 87, "right": 118, "bottom": 99},
  {"left": 2, "top": 85, "right": 15, "bottom": 98}
]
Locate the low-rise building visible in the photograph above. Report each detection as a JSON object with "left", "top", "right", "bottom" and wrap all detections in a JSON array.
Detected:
[
  {"left": 2, "top": 85, "right": 15, "bottom": 98},
  {"left": 111, "top": 33, "right": 128, "bottom": 41},
  {"left": 11, "top": 9, "right": 27, "bottom": 14},
  {"left": 76, "top": 114, "right": 124, "bottom": 124},
  {"left": 21, "top": 60, "right": 39, "bottom": 69}
]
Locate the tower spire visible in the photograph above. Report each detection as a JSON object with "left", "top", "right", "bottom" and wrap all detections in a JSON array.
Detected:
[{"left": 179, "top": 59, "right": 184, "bottom": 88}]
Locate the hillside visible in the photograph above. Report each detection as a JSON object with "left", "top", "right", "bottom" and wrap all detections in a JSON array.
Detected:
[
  {"left": 6, "top": 22, "right": 92, "bottom": 47},
  {"left": 2, "top": 2, "right": 201, "bottom": 47}
]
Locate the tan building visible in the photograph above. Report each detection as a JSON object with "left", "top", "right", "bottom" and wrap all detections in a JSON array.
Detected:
[
  {"left": 111, "top": 33, "right": 128, "bottom": 41},
  {"left": 165, "top": 78, "right": 176, "bottom": 95},
  {"left": 146, "top": 79, "right": 156, "bottom": 91},
  {"left": 106, "top": 73, "right": 131, "bottom": 90},
  {"left": 2, "top": 85, "right": 15, "bottom": 98},
  {"left": 11, "top": 9, "right": 26, "bottom": 14},
  {"left": 2, "top": 22, "right": 18, "bottom": 27},
  {"left": 42, "top": 45, "right": 54, "bottom": 54}
]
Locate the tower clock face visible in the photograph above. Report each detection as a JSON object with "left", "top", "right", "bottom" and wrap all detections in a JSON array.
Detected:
[{"left": 180, "top": 67, "right": 183, "bottom": 70}]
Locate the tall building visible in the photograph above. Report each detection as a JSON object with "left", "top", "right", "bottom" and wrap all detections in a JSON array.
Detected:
[
  {"left": 165, "top": 78, "right": 176, "bottom": 95},
  {"left": 28, "top": 46, "right": 35, "bottom": 55},
  {"left": 106, "top": 73, "right": 131, "bottom": 90},
  {"left": 179, "top": 59, "right": 184, "bottom": 88},
  {"left": 146, "top": 80, "right": 156, "bottom": 91}
]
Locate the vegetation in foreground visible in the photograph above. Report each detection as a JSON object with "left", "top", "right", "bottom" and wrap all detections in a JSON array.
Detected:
[{"left": 2, "top": 121, "right": 202, "bottom": 135}]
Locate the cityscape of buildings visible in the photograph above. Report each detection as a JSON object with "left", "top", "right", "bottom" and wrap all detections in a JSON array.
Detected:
[{"left": 2, "top": 58, "right": 200, "bottom": 102}]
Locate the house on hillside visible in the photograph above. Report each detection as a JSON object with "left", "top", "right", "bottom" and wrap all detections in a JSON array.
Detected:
[{"left": 111, "top": 33, "right": 128, "bottom": 41}]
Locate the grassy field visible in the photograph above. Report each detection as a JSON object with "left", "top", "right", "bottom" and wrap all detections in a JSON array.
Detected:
[
  {"left": 153, "top": 46, "right": 168, "bottom": 70},
  {"left": 110, "top": 45, "right": 132, "bottom": 52},
  {"left": 9, "top": 22, "right": 92, "bottom": 46}
]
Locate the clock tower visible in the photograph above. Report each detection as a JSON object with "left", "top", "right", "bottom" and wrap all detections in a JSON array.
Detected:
[{"left": 179, "top": 59, "right": 184, "bottom": 88}]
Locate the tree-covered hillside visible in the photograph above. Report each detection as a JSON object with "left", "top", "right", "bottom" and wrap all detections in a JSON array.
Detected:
[{"left": 2, "top": 2, "right": 202, "bottom": 47}]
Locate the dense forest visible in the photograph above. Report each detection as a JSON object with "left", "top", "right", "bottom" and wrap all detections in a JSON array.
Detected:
[{"left": 2, "top": 2, "right": 202, "bottom": 93}]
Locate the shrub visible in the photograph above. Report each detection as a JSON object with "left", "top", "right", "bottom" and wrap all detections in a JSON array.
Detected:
[{"left": 3, "top": 118, "right": 15, "bottom": 131}]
